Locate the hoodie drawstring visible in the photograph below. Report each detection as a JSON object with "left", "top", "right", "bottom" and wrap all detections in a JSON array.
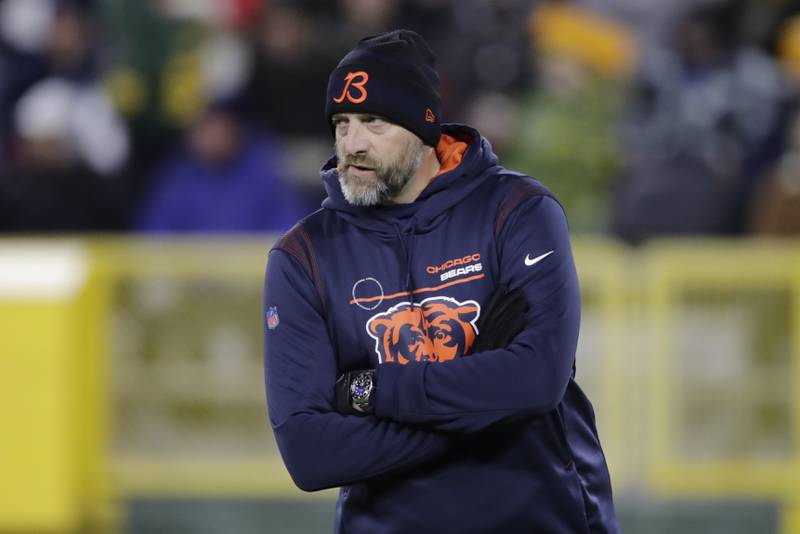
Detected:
[
  {"left": 406, "top": 232, "right": 416, "bottom": 303},
  {"left": 392, "top": 220, "right": 417, "bottom": 303}
]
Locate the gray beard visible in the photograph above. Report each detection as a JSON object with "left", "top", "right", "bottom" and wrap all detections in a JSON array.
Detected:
[{"left": 338, "top": 139, "right": 424, "bottom": 207}]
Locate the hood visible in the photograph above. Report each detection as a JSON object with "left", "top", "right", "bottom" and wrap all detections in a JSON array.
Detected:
[{"left": 320, "top": 124, "right": 500, "bottom": 238}]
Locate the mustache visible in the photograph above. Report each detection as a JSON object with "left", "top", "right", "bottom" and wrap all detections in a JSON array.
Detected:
[{"left": 341, "top": 154, "right": 378, "bottom": 169}]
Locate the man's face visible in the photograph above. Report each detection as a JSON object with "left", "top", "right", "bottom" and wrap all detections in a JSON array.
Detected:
[{"left": 333, "top": 113, "right": 424, "bottom": 206}]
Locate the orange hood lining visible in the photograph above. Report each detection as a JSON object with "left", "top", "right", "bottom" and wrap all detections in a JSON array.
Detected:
[{"left": 434, "top": 134, "right": 468, "bottom": 176}]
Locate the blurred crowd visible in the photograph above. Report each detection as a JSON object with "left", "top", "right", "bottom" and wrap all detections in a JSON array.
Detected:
[{"left": 0, "top": 0, "right": 799, "bottom": 241}]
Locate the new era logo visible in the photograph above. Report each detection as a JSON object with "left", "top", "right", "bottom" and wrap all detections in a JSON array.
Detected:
[{"left": 425, "top": 108, "right": 435, "bottom": 123}]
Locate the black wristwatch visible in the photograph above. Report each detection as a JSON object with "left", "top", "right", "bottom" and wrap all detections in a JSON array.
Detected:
[{"left": 349, "top": 370, "right": 375, "bottom": 413}]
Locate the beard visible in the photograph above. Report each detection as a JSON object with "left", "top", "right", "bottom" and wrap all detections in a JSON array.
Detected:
[{"left": 336, "top": 136, "right": 424, "bottom": 207}]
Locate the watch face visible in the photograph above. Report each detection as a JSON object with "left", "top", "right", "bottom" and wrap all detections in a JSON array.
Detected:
[
  {"left": 351, "top": 373, "right": 373, "bottom": 400},
  {"left": 350, "top": 372, "right": 374, "bottom": 413}
]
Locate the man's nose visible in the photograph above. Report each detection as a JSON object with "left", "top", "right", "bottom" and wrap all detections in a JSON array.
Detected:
[{"left": 341, "top": 122, "right": 370, "bottom": 155}]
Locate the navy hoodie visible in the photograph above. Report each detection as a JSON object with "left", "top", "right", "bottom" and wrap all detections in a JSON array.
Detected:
[{"left": 263, "top": 125, "right": 618, "bottom": 533}]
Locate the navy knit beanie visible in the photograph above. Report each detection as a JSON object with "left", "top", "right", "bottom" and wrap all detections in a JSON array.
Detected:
[{"left": 325, "top": 29, "right": 442, "bottom": 146}]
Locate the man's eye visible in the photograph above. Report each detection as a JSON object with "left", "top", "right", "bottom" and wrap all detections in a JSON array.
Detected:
[{"left": 366, "top": 117, "right": 385, "bottom": 126}]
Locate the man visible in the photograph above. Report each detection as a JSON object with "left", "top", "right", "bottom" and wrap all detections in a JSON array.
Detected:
[{"left": 264, "top": 29, "right": 618, "bottom": 533}]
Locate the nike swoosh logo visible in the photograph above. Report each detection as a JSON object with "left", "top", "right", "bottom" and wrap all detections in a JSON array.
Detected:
[{"left": 524, "top": 250, "right": 554, "bottom": 267}]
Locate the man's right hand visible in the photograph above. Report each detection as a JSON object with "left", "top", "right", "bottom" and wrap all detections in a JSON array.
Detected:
[{"left": 470, "top": 285, "right": 529, "bottom": 354}]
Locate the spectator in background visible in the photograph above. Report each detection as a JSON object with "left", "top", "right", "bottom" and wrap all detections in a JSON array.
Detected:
[
  {"left": 136, "top": 102, "right": 306, "bottom": 233},
  {"left": 242, "top": 1, "right": 339, "bottom": 140},
  {"left": 0, "top": 0, "right": 100, "bottom": 159},
  {"left": 505, "top": 0, "right": 635, "bottom": 233},
  {"left": 445, "top": 0, "right": 536, "bottom": 125},
  {"left": 237, "top": 1, "right": 346, "bottom": 210},
  {"left": 613, "top": 3, "right": 790, "bottom": 244},
  {"left": 0, "top": 0, "right": 131, "bottom": 232},
  {"left": 0, "top": 77, "right": 128, "bottom": 231},
  {"left": 103, "top": 0, "right": 282, "bottom": 220}
]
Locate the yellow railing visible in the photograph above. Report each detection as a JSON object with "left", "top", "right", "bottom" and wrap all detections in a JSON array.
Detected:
[
  {"left": 645, "top": 241, "right": 800, "bottom": 498},
  {"left": 2, "top": 237, "right": 800, "bottom": 532}
]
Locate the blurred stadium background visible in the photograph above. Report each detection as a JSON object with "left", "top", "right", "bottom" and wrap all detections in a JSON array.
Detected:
[{"left": 2, "top": 0, "right": 800, "bottom": 533}]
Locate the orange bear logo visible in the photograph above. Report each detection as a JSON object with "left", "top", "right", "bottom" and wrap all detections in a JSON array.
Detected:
[{"left": 366, "top": 296, "right": 480, "bottom": 364}]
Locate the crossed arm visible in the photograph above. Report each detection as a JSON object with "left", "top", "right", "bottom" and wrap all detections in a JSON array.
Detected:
[
  {"left": 264, "top": 249, "right": 453, "bottom": 491},
  {"left": 263, "top": 195, "right": 579, "bottom": 490}
]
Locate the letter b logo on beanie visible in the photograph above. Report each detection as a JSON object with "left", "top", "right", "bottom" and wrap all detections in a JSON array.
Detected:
[{"left": 333, "top": 71, "right": 369, "bottom": 104}]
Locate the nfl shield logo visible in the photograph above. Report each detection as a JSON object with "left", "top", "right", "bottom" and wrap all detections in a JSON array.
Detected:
[{"left": 266, "top": 306, "right": 280, "bottom": 330}]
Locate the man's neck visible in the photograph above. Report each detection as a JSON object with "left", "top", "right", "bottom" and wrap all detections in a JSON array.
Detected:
[{"left": 390, "top": 147, "right": 440, "bottom": 204}]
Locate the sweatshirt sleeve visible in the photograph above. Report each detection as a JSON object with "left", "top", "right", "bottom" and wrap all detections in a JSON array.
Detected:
[
  {"left": 373, "top": 195, "right": 580, "bottom": 433},
  {"left": 264, "top": 248, "right": 452, "bottom": 491}
]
